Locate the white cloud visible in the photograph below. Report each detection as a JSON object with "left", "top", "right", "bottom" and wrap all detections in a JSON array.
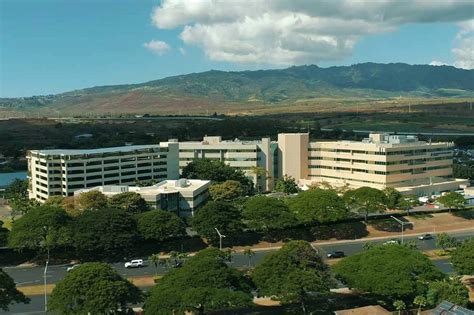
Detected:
[
  {"left": 452, "top": 19, "right": 474, "bottom": 69},
  {"left": 143, "top": 40, "right": 171, "bottom": 55},
  {"left": 429, "top": 60, "right": 450, "bottom": 66},
  {"left": 151, "top": 0, "right": 474, "bottom": 65},
  {"left": 179, "top": 47, "right": 186, "bottom": 55}
]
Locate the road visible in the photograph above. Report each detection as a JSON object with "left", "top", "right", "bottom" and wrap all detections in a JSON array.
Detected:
[{"left": 2, "top": 230, "right": 472, "bottom": 314}]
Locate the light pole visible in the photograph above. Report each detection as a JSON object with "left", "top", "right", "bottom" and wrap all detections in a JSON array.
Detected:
[
  {"left": 214, "top": 227, "right": 226, "bottom": 250},
  {"left": 42, "top": 226, "right": 50, "bottom": 313},
  {"left": 390, "top": 216, "right": 412, "bottom": 244}
]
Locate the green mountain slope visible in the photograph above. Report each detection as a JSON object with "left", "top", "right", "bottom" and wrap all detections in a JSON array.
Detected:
[{"left": 1, "top": 63, "right": 473, "bottom": 114}]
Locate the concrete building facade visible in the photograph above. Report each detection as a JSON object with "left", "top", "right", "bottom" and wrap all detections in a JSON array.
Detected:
[
  {"left": 27, "top": 143, "right": 179, "bottom": 201},
  {"left": 178, "top": 136, "right": 275, "bottom": 192},
  {"left": 74, "top": 179, "right": 210, "bottom": 217},
  {"left": 27, "top": 133, "right": 465, "bottom": 201}
]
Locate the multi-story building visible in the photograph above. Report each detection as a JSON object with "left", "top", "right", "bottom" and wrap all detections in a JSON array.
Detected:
[
  {"left": 74, "top": 179, "right": 210, "bottom": 217},
  {"left": 27, "top": 133, "right": 466, "bottom": 202},
  {"left": 278, "top": 133, "right": 467, "bottom": 195},
  {"left": 27, "top": 143, "right": 179, "bottom": 201},
  {"left": 178, "top": 136, "right": 276, "bottom": 192}
]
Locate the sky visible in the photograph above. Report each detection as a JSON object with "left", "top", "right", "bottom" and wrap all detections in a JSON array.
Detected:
[{"left": 1, "top": 0, "right": 473, "bottom": 97}]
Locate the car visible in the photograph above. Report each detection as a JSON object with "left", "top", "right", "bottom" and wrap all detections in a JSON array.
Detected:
[
  {"left": 124, "top": 259, "right": 144, "bottom": 268},
  {"left": 67, "top": 264, "right": 80, "bottom": 272},
  {"left": 326, "top": 251, "right": 345, "bottom": 259},
  {"left": 172, "top": 261, "right": 182, "bottom": 268},
  {"left": 383, "top": 239, "right": 400, "bottom": 245},
  {"left": 419, "top": 234, "right": 433, "bottom": 240}
]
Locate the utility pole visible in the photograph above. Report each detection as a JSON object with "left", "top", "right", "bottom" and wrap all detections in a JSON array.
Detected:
[
  {"left": 214, "top": 227, "right": 226, "bottom": 251},
  {"left": 42, "top": 226, "right": 50, "bottom": 313}
]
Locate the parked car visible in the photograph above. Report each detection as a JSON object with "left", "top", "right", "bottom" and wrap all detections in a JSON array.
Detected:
[
  {"left": 419, "top": 234, "right": 433, "bottom": 240},
  {"left": 67, "top": 264, "right": 80, "bottom": 272},
  {"left": 383, "top": 239, "right": 400, "bottom": 245},
  {"left": 124, "top": 259, "right": 144, "bottom": 268},
  {"left": 326, "top": 251, "right": 345, "bottom": 259}
]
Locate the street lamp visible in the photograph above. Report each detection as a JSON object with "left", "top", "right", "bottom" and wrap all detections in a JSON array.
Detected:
[
  {"left": 214, "top": 227, "right": 226, "bottom": 250},
  {"left": 42, "top": 226, "right": 50, "bottom": 313},
  {"left": 390, "top": 216, "right": 413, "bottom": 244}
]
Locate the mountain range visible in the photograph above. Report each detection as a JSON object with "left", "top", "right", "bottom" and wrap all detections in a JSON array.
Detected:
[{"left": 1, "top": 63, "right": 473, "bottom": 115}]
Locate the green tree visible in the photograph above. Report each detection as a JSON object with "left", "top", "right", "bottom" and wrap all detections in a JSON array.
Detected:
[
  {"left": 243, "top": 247, "right": 255, "bottom": 268},
  {"left": 191, "top": 201, "right": 243, "bottom": 245},
  {"left": 436, "top": 232, "right": 459, "bottom": 251},
  {"left": 144, "top": 248, "right": 252, "bottom": 314},
  {"left": 398, "top": 194, "right": 419, "bottom": 214},
  {"left": 450, "top": 238, "right": 474, "bottom": 275},
  {"left": 9, "top": 198, "right": 40, "bottom": 218},
  {"left": 343, "top": 187, "right": 387, "bottom": 221},
  {"left": 108, "top": 192, "right": 149, "bottom": 214},
  {"left": 44, "top": 195, "right": 65, "bottom": 207},
  {"left": 437, "top": 192, "right": 465, "bottom": 212},
  {"left": 383, "top": 187, "right": 403, "bottom": 209},
  {"left": 427, "top": 276, "right": 469, "bottom": 307},
  {"left": 286, "top": 189, "right": 351, "bottom": 224},
  {"left": 182, "top": 158, "right": 253, "bottom": 192},
  {"left": 334, "top": 244, "right": 444, "bottom": 302},
  {"left": 136, "top": 210, "right": 186, "bottom": 242},
  {"left": 4, "top": 179, "right": 28, "bottom": 200},
  {"left": 413, "top": 295, "right": 427, "bottom": 315},
  {"left": 393, "top": 300, "right": 406, "bottom": 315},
  {"left": 275, "top": 175, "right": 299, "bottom": 194},
  {"left": 251, "top": 241, "right": 331, "bottom": 314},
  {"left": 73, "top": 208, "right": 139, "bottom": 260},
  {"left": 49, "top": 262, "right": 142, "bottom": 314},
  {"left": 150, "top": 253, "right": 161, "bottom": 276},
  {"left": 0, "top": 220, "right": 9, "bottom": 247},
  {"left": 242, "top": 196, "right": 298, "bottom": 232},
  {"left": 0, "top": 268, "right": 29, "bottom": 311},
  {"left": 209, "top": 180, "right": 245, "bottom": 201},
  {"left": 8, "top": 205, "right": 72, "bottom": 251},
  {"left": 75, "top": 190, "right": 108, "bottom": 211},
  {"left": 250, "top": 165, "right": 270, "bottom": 193}
]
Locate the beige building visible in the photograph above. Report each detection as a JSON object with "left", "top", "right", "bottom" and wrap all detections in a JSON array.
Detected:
[
  {"left": 27, "top": 143, "right": 179, "bottom": 201},
  {"left": 74, "top": 179, "right": 210, "bottom": 217},
  {"left": 178, "top": 136, "right": 276, "bottom": 192},
  {"left": 277, "top": 133, "right": 466, "bottom": 196}
]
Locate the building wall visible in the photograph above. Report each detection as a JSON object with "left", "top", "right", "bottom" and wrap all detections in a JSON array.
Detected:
[
  {"left": 28, "top": 143, "right": 179, "bottom": 201},
  {"left": 277, "top": 133, "right": 309, "bottom": 180}
]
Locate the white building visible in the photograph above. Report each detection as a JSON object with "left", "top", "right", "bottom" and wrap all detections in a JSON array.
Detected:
[
  {"left": 74, "top": 179, "right": 210, "bottom": 217},
  {"left": 27, "top": 142, "right": 179, "bottom": 201}
]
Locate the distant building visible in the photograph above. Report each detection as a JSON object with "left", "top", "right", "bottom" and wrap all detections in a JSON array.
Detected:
[
  {"left": 74, "top": 179, "right": 210, "bottom": 217},
  {"left": 27, "top": 142, "right": 179, "bottom": 201}
]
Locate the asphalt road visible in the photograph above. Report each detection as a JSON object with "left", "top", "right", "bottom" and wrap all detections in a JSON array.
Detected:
[{"left": 2, "top": 230, "right": 472, "bottom": 314}]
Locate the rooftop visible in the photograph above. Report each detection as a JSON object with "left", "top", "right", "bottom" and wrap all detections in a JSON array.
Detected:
[{"left": 29, "top": 144, "right": 164, "bottom": 156}]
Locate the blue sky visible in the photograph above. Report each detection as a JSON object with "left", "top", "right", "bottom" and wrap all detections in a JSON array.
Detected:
[{"left": 1, "top": 0, "right": 472, "bottom": 97}]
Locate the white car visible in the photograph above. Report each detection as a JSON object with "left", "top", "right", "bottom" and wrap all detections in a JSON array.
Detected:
[
  {"left": 67, "top": 264, "right": 80, "bottom": 272},
  {"left": 383, "top": 239, "right": 400, "bottom": 245},
  {"left": 124, "top": 259, "right": 144, "bottom": 268}
]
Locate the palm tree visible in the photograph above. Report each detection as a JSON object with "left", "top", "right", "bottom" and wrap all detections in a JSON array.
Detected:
[
  {"left": 150, "top": 253, "right": 160, "bottom": 276},
  {"left": 243, "top": 247, "right": 255, "bottom": 268},
  {"left": 413, "top": 295, "right": 427, "bottom": 315},
  {"left": 393, "top": 300, "right": 406, "bottom": 315},
  {"left": 249, "top": 166, "right": 270, "bottom": 193},
  {"left": 169, "top": 250, "right": 180, "bottom": 265}
]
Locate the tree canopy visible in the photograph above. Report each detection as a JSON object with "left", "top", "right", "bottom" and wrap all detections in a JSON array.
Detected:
[
  {"left": 286, "top": 189, "right": 351, "bottom": 224},
  {"left": 275, "top": 175, "right": 299, "bottom": 194},
  {"left": 8, "top": 205, "right": 72, "bottom": 251},
  {"left": 334, "top": 244, "right": 444, "bottom": 302},
  {"left": 49, "top": 262, "right": 142, "bottom": 314},
  {"left": 191, "top": 201, "right": 243, "bottom": 245},
  {"left": 73, "top": 208, "right": 139, "bottom": 260},
  {"left": 75, "top": 190, "right": 108, "bottom": 211},
  {"left": 242, "top": 196, "right": 298, "bottom": 231},
  {"left": 251, "top": 241, "right": 331, "bottom": 314},
  {"left": 343, "top": 187, "right": 387, "bottom": 221},
  {"left": 0, "top": 221, "right": 8, "bottom": 247},
  {"left": 136, "top": 210, "right": 186, "bottom": 242},
  {"left": 182, "top": 159, "right": 253, "bottom": 191},
  {"left": 209, "top": 180, "right": 245, "bottom": 201},
  {"left": 144, "top": 248, "right": 252, "bottom": 314},
  {"left": 383, "top": 187, "right": 403, "bottom": 209},
  {"left": 0, "top": 268, "right": 29, "bottom": 311},
  {"left": 450, "top": 238, "right": 474, "bottom": 275},
  {"left": 437, "top": 192, "right": 465, "bottom": 211},
  {"left": 427, "top": 276, "right": 469, "bottom": 307},
  {"left": 4, "top": 179, "right": 28, "bottom": 200},
  {"left": 108, "top": 192, "right": 149, "bottom": 214}
]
